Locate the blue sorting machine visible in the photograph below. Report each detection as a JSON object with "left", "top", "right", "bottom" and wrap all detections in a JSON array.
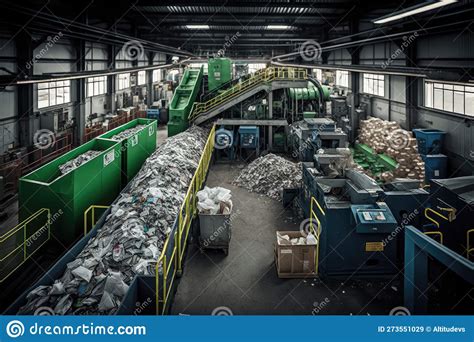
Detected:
[
  {"left": 214, "top": 127, "right": 237, "bottom": 161},
  {"left": 238, "top": 125, "right": 259, "bottom": 149},
  {"left": 304, "top": 170, "right": 399, "bottom": 276}
]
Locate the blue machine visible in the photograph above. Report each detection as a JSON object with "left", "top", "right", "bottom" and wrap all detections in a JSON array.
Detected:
[
  {"left": 238, "top": 126, "right": 259, "bottom": 149},
  {"left": 422, "top": 154, "right": 448, "bottom": 181},
  {"left": 306, "top": 170, "right": 399, "bottom": 276},
  {"left": 413, "top": 128, "right": 446, "bottom": 155},
  {"left": 146, "top": 108, "right": 160, "bottom": 121},
  {"left": 214, "top": 127, "right": 236, "bottom": 160}
]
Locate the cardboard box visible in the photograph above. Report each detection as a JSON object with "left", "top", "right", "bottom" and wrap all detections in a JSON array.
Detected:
[{"left": 275, "top": 231, "right": 317, "bottom": 278}]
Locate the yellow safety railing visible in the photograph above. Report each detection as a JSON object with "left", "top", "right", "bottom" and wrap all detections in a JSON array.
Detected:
[
  {"left": 156, "top": 124, "right": 216, "bottom": 314},
  {"left": 309, "top": 196, "right": 326, "bottom": 276},
  {"left": 467, "top": 229, "right": 474, "bottom": 260},
  {"left": 424, "top": 207, "right": 450, "bottom": 229},
  {"left": 424, "top": 231, "right": 444, "bottom": 245},
  {"left": 189, "top": 67, "right": 307, "bottom": 121},
  {"left": 0, "top": 208, "right": 50, "bottom": 283},
  {"left": 83, "top": 205, "right": 110, "bottom": 236}
]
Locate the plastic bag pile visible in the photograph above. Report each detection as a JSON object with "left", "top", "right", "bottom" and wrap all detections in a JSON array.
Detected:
[
  {"left": 110, "top": 125, "right": 146, "bottom": 141},
  {"left": 197, "top": 186, "right": 232, "bottom": 215},
  {"left": 277, "top": 232, "right": 317, "bottom": 245},
  {"left": 59, "top": 150, "right": 101, "bottom": 175},
  {"left": 18, "top": 125, "right": 208, "bottom": 315},
  {"left": 233, "top": 153, "right": 302, "bottom": 200}
]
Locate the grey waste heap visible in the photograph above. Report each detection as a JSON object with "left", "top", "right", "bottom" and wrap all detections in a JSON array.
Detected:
[
  {"left": 18, "top": 125, "right": 208, "bottom": 315},
  {"left": 59, "top": 150, "right": 101, "bottom": 175},
  {"left": 110, "top": 125, "right": 146, "bottom": 141},
  {"left": 234, "top": 153, "right": 302, "bottom": 200}
]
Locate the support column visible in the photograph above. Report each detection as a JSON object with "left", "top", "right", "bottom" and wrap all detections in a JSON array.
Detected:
[
  {"left": 268, "top": 90, "right": 273, "bottom": 150},
  {"left": 405, "top": 42, "right": 417, "bottom": 130},
  {"left": 74, "top": 39, "right": 86, "bottom": 145},
  {"left": 16, "top": 32, "right": 34, "bottom": 147},
  {"left": 146, "top": 52, "right": 154, "bottom": 106}
]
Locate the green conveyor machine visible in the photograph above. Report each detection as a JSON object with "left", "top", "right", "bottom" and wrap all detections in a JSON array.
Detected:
[{"left": 167, "top": 66, "right": 204, "bottom": 137}]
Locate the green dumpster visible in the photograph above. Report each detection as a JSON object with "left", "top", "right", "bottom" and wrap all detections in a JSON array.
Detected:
[
  {"left": 19, "top": 139, "right": 122, "bottom": 246},
  {"left": 98, "top": 118, "right": 157, "bottom": 185}
]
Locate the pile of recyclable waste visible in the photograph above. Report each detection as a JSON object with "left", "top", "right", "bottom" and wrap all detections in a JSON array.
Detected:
[
  {"left": 234, "top": 153, "right": 302, "bottom": 200},
  {"left": 18, "top": 126, "right": 208, "bottom": 315},
  {"left": 59, "top": 151, "right": 101, "bottom": 175}
]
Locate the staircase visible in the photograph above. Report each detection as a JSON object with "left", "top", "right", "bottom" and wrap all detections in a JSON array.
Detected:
[{"left": 189, "top": 67, "right": 308, "bottom": 125}]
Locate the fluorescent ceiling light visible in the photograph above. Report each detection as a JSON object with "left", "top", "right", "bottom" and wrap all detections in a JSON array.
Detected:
[
  {"left": 186, "top": 25, "right": 210, "bottom": 29},
  {"left": 373, "top": 0, "right": 457, "bottom": 24},
  {"left": 266, "top": 25, "right": 291, "bottom": 30}
]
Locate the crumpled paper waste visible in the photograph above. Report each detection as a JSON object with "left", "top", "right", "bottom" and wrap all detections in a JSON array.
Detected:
[
  {"left": 197, "top": 186, "right": 232, "bottom": 215},
  {"left": 18, "top": 126, "right": 208, "bottom": 315},
  {"left": 110, "top": 125, "right": 146, "bottom": 141},
  {"left": 233, "top": 153, "right": 302, "bottom": 200},
  {"left": 59, "top": 150, "right": 101, "bottom": 175}
]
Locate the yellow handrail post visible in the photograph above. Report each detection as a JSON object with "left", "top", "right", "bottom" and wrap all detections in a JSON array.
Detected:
[
  {"left": 467, "top": 229, "right": 474, "bottom": 260},
  {"left": 310, "top": 197, "right": 326, "bottom": 276},
  {"left": 424, "top": 231, "right": 444, "bottom": 245}
]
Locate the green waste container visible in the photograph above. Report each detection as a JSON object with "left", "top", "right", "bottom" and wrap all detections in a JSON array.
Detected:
[
  {"left": 19, "top": 139, "right": 122, "bottom": 246},
  {"left": 98, "top": 118, "right": 157, "bottom": 185}
]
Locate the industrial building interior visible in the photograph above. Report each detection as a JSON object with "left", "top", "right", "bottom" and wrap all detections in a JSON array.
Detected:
[{"left": 0, "top": 0, "right": 473, "bottom": 317}]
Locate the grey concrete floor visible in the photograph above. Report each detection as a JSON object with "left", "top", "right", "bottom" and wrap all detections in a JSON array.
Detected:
[{"left": 171, "top": 162, "right": 402, "bottom": 315}]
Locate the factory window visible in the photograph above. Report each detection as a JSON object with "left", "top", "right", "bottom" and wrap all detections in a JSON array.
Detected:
[
  {"left": 312, "top": 69, "right": 322, "bottom": 81},
  {"left": 248, "top": 63, "right": 266, "bottom": 74},
  {"left": 137, "top": 71, "right": 146, "bottom": 85},
  {"left": 363, "top": 73, "right": 385, "bottom": 97},
  {"left": 335, "top": 70, "right": 349, "bottom": 88},
  {"left": 116, "top": 73, "right": 130, "bottom": 90},
  {"left": 152, "top": 69, "right": 162, "bottom": 83},
  {"left": 424, "top": 80, "right": 474, "bottom": 116},
  {"left": 86, "top": 76, "right": 107, "bottom": 97},
  {"left": 37, "top": 80, "right": 71, "bottom": 109}
]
